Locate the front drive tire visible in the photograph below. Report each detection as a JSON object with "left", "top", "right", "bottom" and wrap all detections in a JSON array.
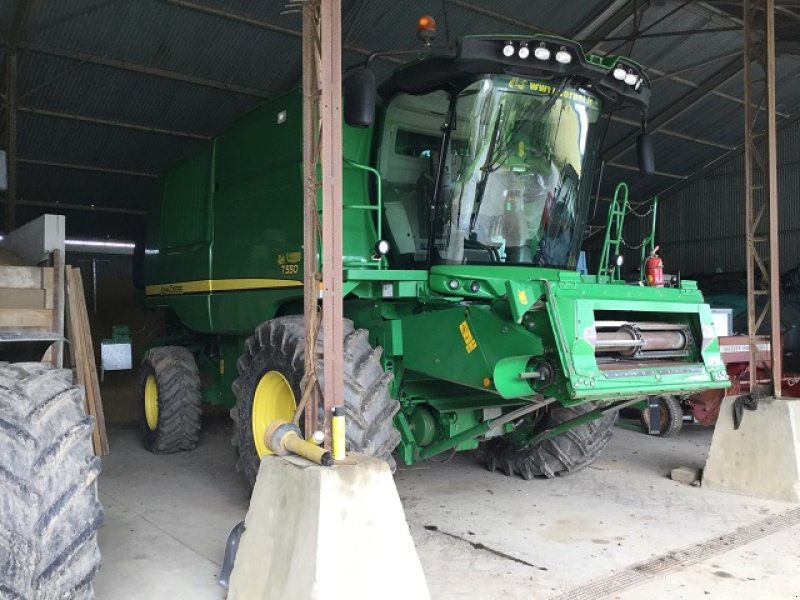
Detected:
[
  {"left": 137, "top": 346, "right": 202, "bottom": 454},
  {"left": 479, "top": 402, "right": 617, "bottom": 480},
  {"left": 0, "top": 362, "right": 103, "bottom": 599},
  {"left": 231, "top": 316, "right": 400, "bottom": 488}
]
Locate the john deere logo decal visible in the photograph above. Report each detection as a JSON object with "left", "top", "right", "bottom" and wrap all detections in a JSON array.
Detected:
[
  {"left": 517, "top": 289, "right": 529, "bottom": 305},
  {"left": 459, "top": 321, "right": 478, "bottom": 354},
  {"left": 277, "top": 250, "right": 302, "bottom": 275}
]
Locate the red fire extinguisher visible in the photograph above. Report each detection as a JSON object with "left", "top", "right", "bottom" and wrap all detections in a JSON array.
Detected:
[{"left": 645, "top": 246, "right": 664, "bottom": 287}]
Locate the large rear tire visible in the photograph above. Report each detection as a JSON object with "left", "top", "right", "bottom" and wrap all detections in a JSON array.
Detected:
[
  {"left": 479, "top": 402, "right": 616, "bottom": 480},
  {"left": 0, "top": 362, "right": 103, "bottom": 599},
  {"left": 232, "top": 316, "right": 400, "bottom": 487},
  {"left": 137, "top": 346, "right": 202, "bottom": 454}
]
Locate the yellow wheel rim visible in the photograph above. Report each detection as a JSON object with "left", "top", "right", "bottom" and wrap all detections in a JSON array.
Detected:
[
  {"left": 144, "top": 375, "right": 159, "bottom": 431},
  {"left": 252, "top": 371, "right": 296, "bottom": 457}
]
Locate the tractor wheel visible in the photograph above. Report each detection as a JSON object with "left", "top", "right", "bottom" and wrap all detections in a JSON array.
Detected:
[
  {"left": 231, "top": 316, "right": 400, "bottom": 487},
  {"left": 137, "top": 346, "right": 202, "bottom": 453},
  {"left": 479, "top": 402, "right": 616, "bottom": 480},
  {"left": 640, "top": 395, "right": 684, "bottom": 437},
  {"left": 0, "top": 362, "right": 103, "bottom": 599}
]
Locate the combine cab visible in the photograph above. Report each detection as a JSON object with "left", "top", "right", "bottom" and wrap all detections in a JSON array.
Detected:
[{"left": 139, "top": 34, "right": 729, "bottom": 483}]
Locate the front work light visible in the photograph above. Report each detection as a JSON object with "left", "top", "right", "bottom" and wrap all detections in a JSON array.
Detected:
[
  {"left": 503, "top": 42, "right": 515, "bottom": 57},
  {"left": 534, "top": 43, "right": 551, "bottom": 60},
  {"left": 374, "top": 239, "right": 390, "bottom": 258},
  {"left": 555, "top": 48, "right": 572, "bottom": 64}
]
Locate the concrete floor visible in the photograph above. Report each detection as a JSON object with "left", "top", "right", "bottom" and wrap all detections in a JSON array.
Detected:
[{"left": 95, "top": 418, "right": 800, "bottom": 599}]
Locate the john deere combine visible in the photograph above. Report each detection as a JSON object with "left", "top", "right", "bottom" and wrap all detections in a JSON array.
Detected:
[{"left": 138, "top": 34, "right": 729, "bottom": 484}]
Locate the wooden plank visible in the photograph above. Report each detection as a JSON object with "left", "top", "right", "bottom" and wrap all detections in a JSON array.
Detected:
[
  {"left": 42, "top": 267, "right": 54, "bottom": 291},
  {"left": 65, "top": 267, "right": 99, "bottom": 454},
  {"left": 64, "top": 270, "right": 77, "bottom": 370},
  {"left": 0, "top": 288, "right": 46, "bottom": 308},
  {"left": 71, "top": 268, "right": 108, "bottom": 455},
  {"left": 65, "top": 269, "right": 88, "bottom": 393},
  {"left": 0, "top": 265, "right": 44, "bottom": 288},
  {"left": 0, "top": 308, "right": 52, "bottom": 327},
  {"left": 51, "top": 250, "right": 64, "bottom": 368}
]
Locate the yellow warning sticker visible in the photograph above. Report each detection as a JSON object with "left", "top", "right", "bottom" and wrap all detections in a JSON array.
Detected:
[
  {"left": 517, "top": 289, "right": 529, "bottom": 305},
  {"left": 459, "top": 321, "right": 478, "bottom": 354}
]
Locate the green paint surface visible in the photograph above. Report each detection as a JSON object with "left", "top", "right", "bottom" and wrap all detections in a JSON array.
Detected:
[{"left": 142, "top": 37, "right": 728, "bottom": 464}]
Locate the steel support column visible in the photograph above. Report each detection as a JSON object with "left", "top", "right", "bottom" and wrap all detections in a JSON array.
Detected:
[
  {"left": 4, "top": 48, "right": 17, "bottom": 231},
  {"left": 743, "top": 0, "right": 782, "bottom": 397}
]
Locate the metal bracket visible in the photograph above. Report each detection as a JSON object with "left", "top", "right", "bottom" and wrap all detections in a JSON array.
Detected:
[{"left": 218, "top": 521, "right": 246, "bottom": 589}]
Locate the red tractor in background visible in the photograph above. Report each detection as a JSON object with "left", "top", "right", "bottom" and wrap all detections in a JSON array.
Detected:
[{"left": 642, "top": 334, "right": 800, "bottom": 436}]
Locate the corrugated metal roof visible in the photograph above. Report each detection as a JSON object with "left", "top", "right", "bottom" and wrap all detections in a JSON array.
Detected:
[
  {"left": 18, "top": 162, "right": 155, "bottom": 210},
  {"left": 1, "top": 0, "right": 799, "bottom": 239},
  {"left": 18, "top": 110, "right": 207, "bottom": 172},
  {"left": 19, "top": 52, "right": 257, "bottom": 135}
]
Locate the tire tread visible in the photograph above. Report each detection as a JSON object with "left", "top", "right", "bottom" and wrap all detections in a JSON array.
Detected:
[
  {"left": 232, "top": 316, "right": 399, "bottom": 486},
  {"left": 480, "top": 403, "right": 616, "bottom": 480},
  {"left": 138, "top": 346, "right": 202, "bottom": 454},
  {"left": 0, "top": 364, "right": 103, "bottom": 599}
]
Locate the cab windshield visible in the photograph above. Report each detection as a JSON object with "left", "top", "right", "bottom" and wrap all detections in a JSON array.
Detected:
[{"left": 438, "top": 76, "right": 602, "bottom": 268}]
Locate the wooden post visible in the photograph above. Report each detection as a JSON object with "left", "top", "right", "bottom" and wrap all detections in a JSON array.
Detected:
[
  {"left": 318, "top": 0, "right": 344, "bottom": 447},
  {"left": 302, "top": 0, "right": 322, "bottom": 440}
]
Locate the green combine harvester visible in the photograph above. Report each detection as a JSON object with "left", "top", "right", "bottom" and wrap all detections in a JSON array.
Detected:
[{"left": 137, "top": 34, "right": 729, "bottom": 485}]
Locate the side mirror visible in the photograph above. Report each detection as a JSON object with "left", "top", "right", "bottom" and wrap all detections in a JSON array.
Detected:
[
  {"left": 344, "top": 68, "right": 376, "bottom": 128},
  {"left": 637, "top": 133, "right": 655, "bottom": 175}
]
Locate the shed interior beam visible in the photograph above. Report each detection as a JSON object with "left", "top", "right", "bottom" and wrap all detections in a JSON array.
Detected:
[
  {"left": 610, "top": 115, "right": 734, "bottom": 150},
  {"left": 19, "top": 41, "right": 274, "bottom": 99},
  {"left": 443, "top": 0, "right": 556, "bottom": 35},
  {"left": 17, "top": 106, "right": 212, "bottom": 140},
  {"left": 161, "top": 0, "right": 403, "bottom": 64},
  {"left": 656, "top": 109, "right": 800, "bottom": 200},
  {"left": 0, "top": 198, "right": 147, "bottom": 215},
  {"left": 18, "top": 157, "right": 158, "bottom": 178},
  {"left": 607, "top": 161, "right": 686, "bottom": 180},
  {"left": 573, "top": 0, "right": 637, "bottom": 42},
  {"left": 576, "top": 1, "right": 786, "bottom": 118},
  {"left": 583, "top": 25, "right": 740, "bottom": 43},
  {"left": 603, "top": 57, "right": 743, "bottom": 162},
  {"left": 1, "top": 0, "right": 40, "bottom": 231}
]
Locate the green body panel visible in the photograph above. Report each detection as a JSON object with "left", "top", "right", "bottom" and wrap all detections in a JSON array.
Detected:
[
  {"left": 143, "top": 89, "right": 380, "bottom": 335},
  {"left": 141, "top": 36, "right": 729, "bottom": 464}
]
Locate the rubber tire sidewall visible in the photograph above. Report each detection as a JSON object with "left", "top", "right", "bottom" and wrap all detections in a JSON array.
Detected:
[
  {"left": 0, "top": 362, "right": 103, "bottom": 599},
  {"left": 640, "top": 395, "right": 684, "bottom": 437},
  {"left": 479, "top": 402, "right": 617, "bottom": 479},
  {"left": 232, "top": 317, "right": 400, "bottom": 488},
  {"left": 232, "top": 325, "right": 305, "bottom": 487},
  {"left": 138, "top": 359, "right": 161, "bottom": 450},
  {"left": 137, "top": 347, "right": 202, "bottom": 454}
]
